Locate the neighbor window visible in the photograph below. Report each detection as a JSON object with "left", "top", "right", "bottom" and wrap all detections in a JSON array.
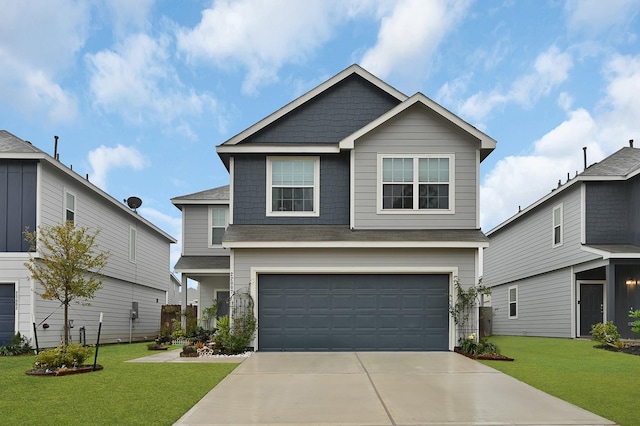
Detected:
[
  {"left": 209, "top": 206, "right": 227, "bottom": 246},
  {"left": 508, "top": 286, "right": 518, "bottom": 319},
  {"left": 129, "top": 226, "right": 137, "bottom": 263},
  {"left": 65, "top": 191, "right": 76, "bottom": 224},
  {"left": 380, "top": 155, "right": 453, "bottom": 212},
  {"left": 267, "top": 157, "right": 319, "bottom": 216},
  {"left": 553, "top": 204, "right": 563, "bottom": 247}
]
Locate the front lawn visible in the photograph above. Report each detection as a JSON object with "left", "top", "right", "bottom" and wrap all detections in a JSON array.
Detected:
[
  {"left": 0, "top": 343, "right": 238, "bottom": 425},
  {"left": 481, "top": 336, "right": 640, "bottom": 426}
]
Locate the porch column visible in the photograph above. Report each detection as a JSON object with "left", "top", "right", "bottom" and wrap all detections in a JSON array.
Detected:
[
  {"left": 181, "top": 274, "right": 188, "bottom": 330},
  {"left": 605, "top": 264, "right": 616, "bottom": 322}
]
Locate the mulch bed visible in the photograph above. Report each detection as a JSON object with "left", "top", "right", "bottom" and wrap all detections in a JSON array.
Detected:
[
  {"left": 454, "top": 347, "right": 514, "bottom": 361},
  {"left": 596, "top": 344, "right": 640, "bottom": 356},
  {"left": 26, "top": 365, "right": 103, "bottom": 376}
]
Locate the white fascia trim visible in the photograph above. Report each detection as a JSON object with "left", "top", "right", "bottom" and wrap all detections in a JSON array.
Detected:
[
  {"left": 350, "top": 150, "right": 355, "bottom": 229},
  {"left": 217, "top": 145, "right": 339, "bottom": 154},
  {"left": 174, "top": 268, "right": 231, "bottom": 275},
  {"left": 580, "top": 184, "right": 586, "bottom": 244},
  {"left": 580, "top": 245, "right": 640, "bottom": 259},
  {"left": 219, "top": 64, "right": 407, "bottom": 147},
  {"left": 225, "top": 241, "right": 489, "bottom": 249},
  {"left": 229, "top": 157, "right": 235, "bottom": 225},
  {"left": 172, "top": 200, "right": 229, "bottom": 206},
  {"left": 0, "top": 253, "right": 32, "bottom": 259},
  {"left": 339, "top": 93, "right": 497, "bottom": 151}
]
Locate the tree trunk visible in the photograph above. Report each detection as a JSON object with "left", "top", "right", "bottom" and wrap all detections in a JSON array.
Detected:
[{"left": 63, "top": 289, "right": 69, "bottom": 346}]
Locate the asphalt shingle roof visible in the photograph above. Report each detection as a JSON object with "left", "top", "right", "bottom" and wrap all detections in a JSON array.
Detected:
[
  {"left": 0, "top": 130, "right": 46, "bottom": 154},
  {"left": 581, "top": 147, "right": 640, "bottom": 177},
  {"left": 171, "top": 185, "right": 230, "bottom": 202},
  {"left": 174, "top": 256, "right": 230, "bottom": 271}
]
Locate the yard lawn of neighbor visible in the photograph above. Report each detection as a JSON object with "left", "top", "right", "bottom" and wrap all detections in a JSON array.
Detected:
[
  {"left": 481, "top": 336, "right": 640, "bottom": 426},
  {"left": 0, "top": 343, "right": 238, "bottom": 426}
]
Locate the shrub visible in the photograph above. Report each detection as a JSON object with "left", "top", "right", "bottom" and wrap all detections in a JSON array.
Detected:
[
  {"left": 630, "top": 309, "right": 640, "bottom": 336},
  {"left": 0, "top": 332, "right": 33, "bottom": 356},
  {"left": 591, "top": 321, "right": 621, "bottom": 346},
  {"left": 34, "top": 344, "right": 92, "bottom": 369}
]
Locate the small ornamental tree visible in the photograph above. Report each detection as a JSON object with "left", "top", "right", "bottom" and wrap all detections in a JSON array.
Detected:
[
  {"left": 449, "top": 278, "right": 491, "bottom": 344},
  {"left": 24, "top": 222, "right": 110, "bottom": 345}
]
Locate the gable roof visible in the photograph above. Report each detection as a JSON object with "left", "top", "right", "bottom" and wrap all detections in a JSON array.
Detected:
[
  {"left": 488, "top": 146, "right": 640, "bottom": 236},
  {"left": 171, "top": 185, "right": 229, "bottom": 209},
  {"left": 0, "top": 130, "right": 176, "bottom": 243},
  {"left": 219, "top": 64, "right": 407, "bottom": 148},
  {"left": 338, "top": 92, "right": 496, "bottom": 161}
]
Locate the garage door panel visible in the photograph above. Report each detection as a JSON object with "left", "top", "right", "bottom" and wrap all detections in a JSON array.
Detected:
[{"left": 258, "top": 274, "right": 449, "bottom": 351}]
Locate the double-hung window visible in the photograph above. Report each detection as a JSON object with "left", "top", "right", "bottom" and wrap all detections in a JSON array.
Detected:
[
  {"left": 380, "top": 155, "right": 453, "bottom": 212},
  {"left": 267, "top": 156, "right": 319, "bottom": 216},
  {"left": 209, "top": 206, "right": 227, "bottom": 246},
  {"left": 65, "top": 190, "right": 76, "bottom": 224},
  {"left": 552, "top": 204, "right": 563, "bottom": 247},
  {"left": 508, "top": 285, "right": 518, "bottom": 319}
]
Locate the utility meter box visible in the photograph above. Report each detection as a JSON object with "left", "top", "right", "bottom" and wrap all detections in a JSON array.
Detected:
[{"left": 130, "top": 302, "right": 139, "bottom": 319}]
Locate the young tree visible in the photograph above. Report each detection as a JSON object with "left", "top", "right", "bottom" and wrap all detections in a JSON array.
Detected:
[{"left": 24, "top": 222, "right": 110, "bottom": 345}]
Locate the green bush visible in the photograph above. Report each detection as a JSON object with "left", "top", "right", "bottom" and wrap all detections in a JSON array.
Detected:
[
  {"left": 0, "top": 332, "right": 33, "bottom": 356},
  {"left": 590, "top": 321, "right": 621, "bottom": 346},
  {"left": 34, "top": 343, "right": 93, "bottom": 369},
  {"left": 630, "top": 309, "right": 640, "bottom": 336}
]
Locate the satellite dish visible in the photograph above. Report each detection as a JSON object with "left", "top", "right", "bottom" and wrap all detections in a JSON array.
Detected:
[{"left": 126, "top": 196, "right": 142, "bottom": 211}]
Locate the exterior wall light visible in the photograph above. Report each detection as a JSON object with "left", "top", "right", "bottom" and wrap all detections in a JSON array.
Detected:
[{"left": 625, "top": 279, "right": 637, "bottom": 286}]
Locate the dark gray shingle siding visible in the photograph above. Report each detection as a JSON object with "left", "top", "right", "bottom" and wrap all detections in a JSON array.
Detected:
[
  {"left": 242, "top": 75, "right": 400, "bottom": 145},
  {"left": 233, "top": 153, "right": 349, "bottom": 225}
]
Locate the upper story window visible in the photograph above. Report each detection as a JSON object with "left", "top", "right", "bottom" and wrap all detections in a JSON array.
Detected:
[
  {"left": 266, "top": 156, "right": 320, "bottom": 217},
  {"left": 379, "top": 155, "right": 454, "bottom": 213},
  {"left": 508, "top": 285, "right": 518, "bottom": 319},
  {"left": 129, "top": 226, "right": 137, "bottom": 263},
  {"left": 553, "top": 204, "right": 563, "bottom": 247},
  {"left": 65, "top": 190, "right": 76, "bottom": 224},
  {"left": 209, "top": 206, "right": 227, "bottom": 246}
]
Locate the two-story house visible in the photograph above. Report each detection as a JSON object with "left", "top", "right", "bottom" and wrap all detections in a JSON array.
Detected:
[
  {"left": 173, "top": 64, "right": 496, "bottom": 351},
  {"left": 0, "top": 130, "right": 176, "bottom": 348},
  {"left": 483, "top": 143, "right": 640, "bottom": 339}
]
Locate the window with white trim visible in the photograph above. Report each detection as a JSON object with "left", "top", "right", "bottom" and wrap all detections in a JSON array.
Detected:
[
  {"left": 266, "top": 157, "right": 319, "bottom": 216},
  {"left": 65, "top": 191, "right": 76, "bottom": 224},
  {"left": 553, "top": 204, "right": 563, "bottom": 247},
  {"left": 209, "top": 206, "right": 227, "bottom": 246},
  {"left": 380, "top": 155, "right": 453, "bottom": 212},
  {"left": 508, "top": 285, "right": 518, "bottom": 319},
  {"left": 129, "top": 226, "right": 137, "bottom": 263}
]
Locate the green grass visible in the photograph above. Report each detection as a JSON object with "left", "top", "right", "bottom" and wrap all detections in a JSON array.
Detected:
[
  {"left": 0, "top": 343, "right": 238, "bottom": 425},
  {"left": 480, "top": 336, "right": 640, "bottom": 426}
]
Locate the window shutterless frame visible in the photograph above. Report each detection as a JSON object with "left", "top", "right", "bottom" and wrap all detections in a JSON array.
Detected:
[
  {"left": 508, "top": 285, "right": 518, "bottom": 319},
  {"left": 64, "top": 189, "right": 76, "bottom": 224},
  {"left": 377, "top": 154, "right": 455, "bottom": 214},
  {"left": 266, "top": 156, "right": 320, "bottom": 217},
  {"left": 209, "top": 206, "right": 227, "bottom": 247},
  {"left": 552, "top": 204, "right": 563, "bottom": 247}
]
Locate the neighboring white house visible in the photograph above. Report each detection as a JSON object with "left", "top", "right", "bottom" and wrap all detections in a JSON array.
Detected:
[{"left": 0, "top": 130, "right": 176, "bottom": 348}]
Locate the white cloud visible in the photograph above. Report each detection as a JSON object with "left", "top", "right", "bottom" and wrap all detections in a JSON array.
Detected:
[
  {"left": 565, "top": 0, "right": 640, "bottom": 35},
  {"left": 103, "top": 0, "right": 155, "bottom": 36},
  {"left": 459, "top": 46, "right": 573, "bottom": 124},
  {"left": 177, "top": 0, "right": 349, "bottom": 94},
  {"left": 481, "top": 53, "right": 640, "bottom": 230},
  {"left": 0, "top": 0, "right": 88, "bottom": 123},
  {"left": 86, "top": 33, "right": 216, "bottom": 125},
  {"left": 87, "top": 145, "right": 149, "bottom": 191},
  {"left": 361, "top": 0, "right": 471, "bottom": 81}
]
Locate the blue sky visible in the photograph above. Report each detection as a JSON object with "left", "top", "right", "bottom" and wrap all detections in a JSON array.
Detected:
[{"left": 2, "top": 0, "right": 640, "bottom": 272}]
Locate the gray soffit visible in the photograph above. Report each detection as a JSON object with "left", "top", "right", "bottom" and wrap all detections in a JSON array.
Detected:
[
  {"left": 223, "top": 225, "right": 488, "bottom": 244},
  {"left": 174, "top": 256, "right": 231, "bottom": 272}
]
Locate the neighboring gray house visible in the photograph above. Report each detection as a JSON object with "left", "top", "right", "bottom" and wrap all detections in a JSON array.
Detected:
[
  {"left": 172, "top": 64, "right": 496, "bottom": 351},
  {"left": 0, "top": 130, "right": 176, "bottom": 348},
  {"left": 483, "top": 143, "right": 640, "bottom": 339}
]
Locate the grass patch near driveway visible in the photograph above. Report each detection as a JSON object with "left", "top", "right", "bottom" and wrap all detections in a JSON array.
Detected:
[
  {"left": 0, "top": 342, "right": 238, "bottom": 425},
  {"left": 480, "top": 336, "right": 639, "bottom": 426}
]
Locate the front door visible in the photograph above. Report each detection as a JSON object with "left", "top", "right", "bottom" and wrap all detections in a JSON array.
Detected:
[
  {"left": 579, "top": 283, "right": 604, "bottom": 336},
  {"left": 0, "top": 284, "right": 15, "bottom": 345}
]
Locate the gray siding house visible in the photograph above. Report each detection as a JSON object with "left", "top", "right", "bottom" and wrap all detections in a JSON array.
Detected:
[
  {"left": 483, "top": 144, "right": 640, "bottom": 339},
  {"left": 173, "top": 64, "right": 496, "bottom": 351},
  {"left": 0, "top": 130, "right": 176, "bottom": 348}
]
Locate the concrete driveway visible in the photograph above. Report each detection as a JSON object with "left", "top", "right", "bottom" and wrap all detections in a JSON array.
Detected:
[{"left": 173, "top": 352, "right": 614, "bottom": 425}]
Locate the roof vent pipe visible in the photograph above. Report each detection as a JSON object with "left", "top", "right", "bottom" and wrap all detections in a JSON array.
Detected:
[
  {"left": 583, "top": 146, "right": 587, "bottom": 170},
  {"left": 54, "top": 135, "right": 58, "bottom": 160},
  {"left": 630, "top": 139, "right": 634, "bottom": 148}
]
